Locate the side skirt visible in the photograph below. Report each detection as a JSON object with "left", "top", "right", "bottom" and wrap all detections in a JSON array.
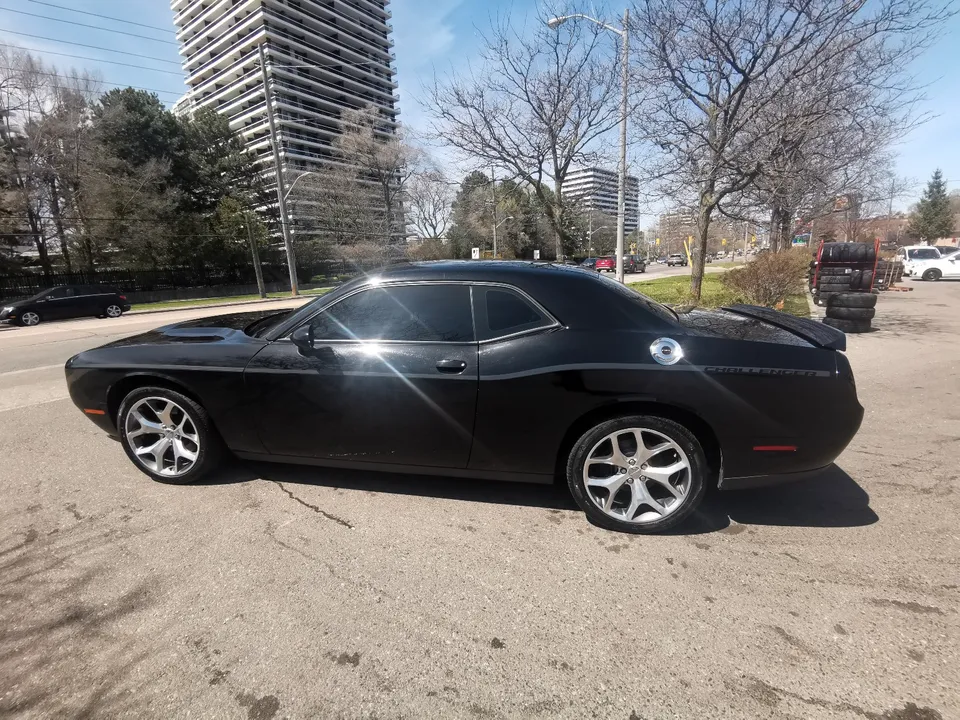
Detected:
[{"left": 233, "top": 451, "right": 556, "bottom": 485}]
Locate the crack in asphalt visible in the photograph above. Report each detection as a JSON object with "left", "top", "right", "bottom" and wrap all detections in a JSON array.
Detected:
[{"left": 270, "top": 482, "right": 354, "bottom": 529}]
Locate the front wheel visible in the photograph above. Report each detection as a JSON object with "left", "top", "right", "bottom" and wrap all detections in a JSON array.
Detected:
[
  {"left": 566, "top": 415, "right": 708, "bottom": 534},
  {"left": 19, "top": 311, "right": 40, "bottom": 327},
  {"left": 921, "top": 268, "right": 941, "bottom": 281},
  {"left": 118, "top": 387, "right": 223, "bottom": 484}
]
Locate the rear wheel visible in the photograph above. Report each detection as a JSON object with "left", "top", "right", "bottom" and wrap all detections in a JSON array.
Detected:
[
  {"left": 118, "top": 387, "right": 223, "bottom": 484},
  {"left": 19, "top": 311, "right": 41, "bottom": 327},
  {"left": 566, "top": 415, "right": 707, "bottom": 534},
  {"left": 104, "top": 304, "right": 123, "bottom": 318}
]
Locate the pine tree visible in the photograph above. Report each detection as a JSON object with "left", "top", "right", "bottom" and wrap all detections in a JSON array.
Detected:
[{"left": 909, "top": 169, "right": 954, "bottom": 241}]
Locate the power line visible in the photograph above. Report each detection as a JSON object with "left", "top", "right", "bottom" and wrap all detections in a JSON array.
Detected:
[
  {"left": 0, "top": 43, "right": 184, "bottom": 76},
  {"left": 27, "top": 0, "right": 176, "bottom": 35},
  {"left": 0, "top": 7, "right": 178, "bottom": 46},
  {"left": 2, "top": 30, "right": 181, "bottom": 65},
  {"left": 0, "top": 66, "right": 183, "bottom": 97}
]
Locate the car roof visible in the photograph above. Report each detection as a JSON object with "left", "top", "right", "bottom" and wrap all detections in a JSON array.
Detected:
[{"left": 270, "top": 260, "right": 678, "bottom": 339}]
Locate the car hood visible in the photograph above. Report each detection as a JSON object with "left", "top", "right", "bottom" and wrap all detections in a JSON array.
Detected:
[
  {"left": 2, "top": 298, "right": 34, "bottom": 309},
  {"left": 100, "top": 310, "right": 286, "bottom": 347},
  {"left": 673, "top": 304, "right": 845, "bottom": 350}
]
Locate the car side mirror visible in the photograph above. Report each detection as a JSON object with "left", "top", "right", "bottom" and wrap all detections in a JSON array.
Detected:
[{"left": 291, "top": 324, "right": 316, "bottom": 355}]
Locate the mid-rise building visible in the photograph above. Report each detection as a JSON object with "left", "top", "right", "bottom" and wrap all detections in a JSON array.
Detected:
[
  {"left": 171, "top": 0, "right": 399, "bottom": 187},
  {"left": 566, "top": 167, "right": 640, "bottom": 233}
]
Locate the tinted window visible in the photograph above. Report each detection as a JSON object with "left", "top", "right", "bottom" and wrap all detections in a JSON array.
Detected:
[
  {"left": 308, "top": 284, "right": 474, "bottom": 342},
  {"left": 46, "top": 286, "right": 75, "bottom": 299},
  {"left": 474, "top": 287, "right": 554, "bottom": 340},
  {"left": 908, "top": 248, "right": 939, "bottom": 260}
]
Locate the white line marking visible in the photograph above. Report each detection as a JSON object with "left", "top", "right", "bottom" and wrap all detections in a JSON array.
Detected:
[
  {"left": 0, "top": 363, "right": 62, "bottom": 377},
  {"left": 0, "top": 396, "right": 69, "bottom": 413}
]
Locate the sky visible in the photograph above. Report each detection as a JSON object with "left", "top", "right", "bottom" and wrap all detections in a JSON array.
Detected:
[{"left": 2, "top": 0, "right": 959, "bottom": 230}]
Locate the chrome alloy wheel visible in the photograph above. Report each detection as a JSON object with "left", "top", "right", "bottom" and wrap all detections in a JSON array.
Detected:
[
  {"left": 21, "top": 311, "right": 40, "bottom": 326},
  {"left": 105, "top": 304, "right": 123, "bottom": 318},
  {"left": 124, "top": 397, "right": 200, "bottom": 477},
  {"left": 583, "top": 427, "right": 692, "bottom": 525}
]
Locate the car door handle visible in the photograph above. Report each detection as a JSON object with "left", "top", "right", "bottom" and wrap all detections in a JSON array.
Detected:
[{"left": 436, "top": 359, "right": 467, "bottom": 374}]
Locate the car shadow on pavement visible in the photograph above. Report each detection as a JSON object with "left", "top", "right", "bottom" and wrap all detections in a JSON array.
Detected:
[
  {"left": 678, "top": 464, "right": 878, "bottom": 534},
  {"left": 205, "top": 461, "right": 876, "bottom": 533}
]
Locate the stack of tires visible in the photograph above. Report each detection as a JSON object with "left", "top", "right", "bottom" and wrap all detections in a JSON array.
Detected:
[
  {"left": 816, "top": 267, "right": 875, "bottom": 306},
  {"left": 822, "top": 292, "right": 877, "bottom": 334}
]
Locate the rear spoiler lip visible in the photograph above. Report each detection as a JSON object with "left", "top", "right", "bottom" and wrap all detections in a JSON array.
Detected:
[{"left": 721, "top": 304, "right": 846, "bottom": 351}]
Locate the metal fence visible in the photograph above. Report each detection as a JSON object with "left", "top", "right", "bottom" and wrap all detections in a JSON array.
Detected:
[{"left": 0, "top": 260, "right": 390, "bottom": 302}]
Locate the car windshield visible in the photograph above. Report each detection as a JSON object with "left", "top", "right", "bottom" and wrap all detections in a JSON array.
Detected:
[
  {"left": 595, "top": 272, "right": 678, "bottom": 322},
  {"left": 908, "top": 248, "right": 940, "bottom": 260}
]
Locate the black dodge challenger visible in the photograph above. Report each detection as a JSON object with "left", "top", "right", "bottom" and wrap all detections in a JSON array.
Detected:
[{"left": 65, "top": 262, "right": 863, "bottom": 533}]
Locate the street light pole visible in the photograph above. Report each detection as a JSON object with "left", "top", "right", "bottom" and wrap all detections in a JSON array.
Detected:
[
  {"left": 548, "top": 10, "right": 630, "bottom": 282},
  {"left": 615, "top": 8, "right": 630, "bottom": 283},
  {"left": 259, "top": 43, "right": 299, "bottom": 296}
]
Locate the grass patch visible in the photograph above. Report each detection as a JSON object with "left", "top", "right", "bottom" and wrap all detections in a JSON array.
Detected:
[
  {"left": 131, "top": 287, "right": 331, "bottom": 312},
  {"left": 629, "top": 273, "right": 808, "bottom": 317}
]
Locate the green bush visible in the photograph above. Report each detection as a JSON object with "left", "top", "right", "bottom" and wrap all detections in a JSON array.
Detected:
[{"left": 721, "top": 249, "right": 810, "bottom": 307}]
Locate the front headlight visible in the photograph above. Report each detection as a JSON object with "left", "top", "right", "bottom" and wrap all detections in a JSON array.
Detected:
[{"left": 1, "top": 306, "right": 12, "bottom": 314}]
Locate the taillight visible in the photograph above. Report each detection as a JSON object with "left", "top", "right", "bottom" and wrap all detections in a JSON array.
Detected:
[{"left": 119, "top": 295, "right": 127, "bottom": 300}]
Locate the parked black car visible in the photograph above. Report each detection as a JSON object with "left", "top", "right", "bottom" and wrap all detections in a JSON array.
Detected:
[
  {"left": 65, "top": 261, "right": 863, "bottom": 534},
  {"left": 623, "top": 254, "right": 646, "bottom": 273},
  {"left": 1, "top": 285, "right": 130, "bottom": 327}
]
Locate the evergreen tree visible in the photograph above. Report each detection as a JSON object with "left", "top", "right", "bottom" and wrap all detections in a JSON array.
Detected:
[{"left": 909, "top": 169, "right": 953, "bottom": 241}]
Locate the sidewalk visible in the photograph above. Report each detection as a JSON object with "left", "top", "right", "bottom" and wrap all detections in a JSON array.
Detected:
[{"left": 127, "top": 290, "right": 328, "bottom": 316}]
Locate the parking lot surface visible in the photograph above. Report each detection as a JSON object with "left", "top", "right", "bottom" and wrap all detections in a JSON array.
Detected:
[{"left": 0, "top": 278, "right": 957, "bottom": 719}]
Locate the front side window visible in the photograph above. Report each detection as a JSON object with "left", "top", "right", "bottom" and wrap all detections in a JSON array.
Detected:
[
  {"left": 307, "top": 284, "right": 474, "bottom": 342},
  {"left": 46, "top": 287, "right": 74, "bottom": 299}
]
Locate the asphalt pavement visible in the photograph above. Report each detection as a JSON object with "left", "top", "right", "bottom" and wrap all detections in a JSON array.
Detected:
[{"left": 0, "top": 271, "right": 957, "bottom": 719}]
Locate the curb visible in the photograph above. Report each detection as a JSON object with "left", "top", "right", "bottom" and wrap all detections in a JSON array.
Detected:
[{"left": 128, "top": 294, "right": 319, "bottom": 317}]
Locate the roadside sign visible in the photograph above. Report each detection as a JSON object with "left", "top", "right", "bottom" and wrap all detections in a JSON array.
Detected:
[
  {"left": 533, "top": 249, "right": 540, "bottom": 260},
  {"left": 471, "top": 247, "right": 480, "bottom": 260}
]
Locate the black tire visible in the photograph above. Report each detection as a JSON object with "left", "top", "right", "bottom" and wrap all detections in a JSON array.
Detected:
[
  {"left": 826, "top": 306, "right": 876, "bottom": 321},
  {"left": 851, "top": 244, "right": 867, "bottom": 263},
  {"left": 117, "top": 386, "right": 224, "bottom": 485},
  {"left": 16, "top": 310, "right": 42, "bottom": 327},
  {"left": 821, "top": 243, "right": 839, "bottom": 262},
  {"left": 816, "top": 291, "right": 840, "bottom": 306},
  {"left": 864, "top": 244, "right": 877, "bottom": 263},
  {"left": 859, "top": 270, "right": 874, "bottom": 290},
  {"left": 566, "top": 415, "right": 708, "bottom": 534},
  {"left": 104, "top": 303, "right": 124, "bottom": 319},
  {"left": 818, "top": 282, "right": 851, "bottom": 293},
  {"left": 921, "top": 268, "right": 941, "bottom": 281},
  {"left": 849, "top": 269, "right": 863, "bottom": 288},
  {"left": 828, "top": 292, "right": 877, "bottom": 309},
  {"left": 819, "top": 267, "right": 853, "bottom": 276},
  {"left": 822, "top": 317, "right": 872, "bottom": 333}
]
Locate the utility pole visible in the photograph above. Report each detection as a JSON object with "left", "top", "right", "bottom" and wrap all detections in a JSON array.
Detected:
[
  {"left": 259, "top": 43, "right": 299, "bottom": 296},
  {"left": 245, "top": 212, "right": 267, "bottom": 299}
]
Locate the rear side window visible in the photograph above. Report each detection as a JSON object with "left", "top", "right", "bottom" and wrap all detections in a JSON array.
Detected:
[
  {"left": 474, "top": 286, "right": 555, "bottom": 341},
  {"left": 308, "top": 284, "right": 474, "bottom": 342}
]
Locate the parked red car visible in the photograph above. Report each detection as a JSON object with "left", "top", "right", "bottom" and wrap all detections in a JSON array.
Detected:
[{"left": 595, "top": 257, "right": 616, "bottom": 272}]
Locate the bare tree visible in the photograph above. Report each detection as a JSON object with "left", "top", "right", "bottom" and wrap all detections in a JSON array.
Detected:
[
  {"left": 632, "top": 0, "right": 952, "bottom": 299},
  {"left": 407, "top": 166, "right": 453, "bottom": 240},
  {"left": 426, "top": 4, "right": 622, "bottom": 259}
]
